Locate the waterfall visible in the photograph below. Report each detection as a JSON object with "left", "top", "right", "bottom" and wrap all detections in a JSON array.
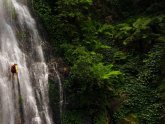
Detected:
[
  {"left": 53, "top": 63, "right": 63, "bottom": 124},
  {"left": 48, "top": 59, "right": 64, "bottom": 124},
  {"left": 0, "top": 0, "right": 54, "bottom": 124}
]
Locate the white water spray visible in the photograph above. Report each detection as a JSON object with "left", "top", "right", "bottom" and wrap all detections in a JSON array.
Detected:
[{"left": 0, "top": 0, "right": 53, "bottom": 124}]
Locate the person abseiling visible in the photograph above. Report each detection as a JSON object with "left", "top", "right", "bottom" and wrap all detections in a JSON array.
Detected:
[{"left": 11, "top": 64, "right": 18, "bottom": 75}]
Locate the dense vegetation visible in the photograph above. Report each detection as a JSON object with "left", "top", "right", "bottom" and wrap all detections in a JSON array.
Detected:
[{"left": 31, "top": 0, "right": 165, "bottom": 123}]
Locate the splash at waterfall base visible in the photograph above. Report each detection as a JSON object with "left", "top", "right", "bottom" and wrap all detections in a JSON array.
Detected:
[{"left": 0, "top": 0, "right": 54, "bottom": 124}]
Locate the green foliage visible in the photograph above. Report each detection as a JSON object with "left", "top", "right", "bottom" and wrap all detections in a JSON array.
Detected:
[
  {"left": 158, "top": 36, "right": 165, "bottom": 42},
  {"left": 48, "top": 80, "right": 60, "bottom": 121},
  {"left": 94, "top": 112, "right": 108, "bottom": 124},
  {"left": 139, "top": 104, "right": 162, "bottom": 124},
  {"left": 93, "top": 63, "right": 121, "bottom": 79},
  {"left": 133, "top": 17, "right": 151, "bottom": 29},
  {"left": 98, "top": 24, "right": 115, "bottom": 37},
  {"left": 32, "top": 0, "right": 165, "bottom": 123},
  {"left": 63, "top": 111, "right": 85, "bottom": 124},
  {"left": 113, "top": 45, "right": 165, "bottom": 123}
]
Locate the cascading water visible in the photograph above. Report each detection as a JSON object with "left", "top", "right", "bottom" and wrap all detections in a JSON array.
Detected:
[
  {"left": 50, "top": 62, "right": 63, "bottom": 124},
  {"left": 0, "top": 0, "right": 54, "bottom": 124}
]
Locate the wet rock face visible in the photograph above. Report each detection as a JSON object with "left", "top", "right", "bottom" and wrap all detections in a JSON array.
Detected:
[
  {"left": 0, "top": 0, "right": 54, "bottom": 124},
  {"left": 48, "top": 58, "right": 69, "bottom": 80},
  {"left": 47, "top": 58, "right": 64, "bottom": 124}
]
